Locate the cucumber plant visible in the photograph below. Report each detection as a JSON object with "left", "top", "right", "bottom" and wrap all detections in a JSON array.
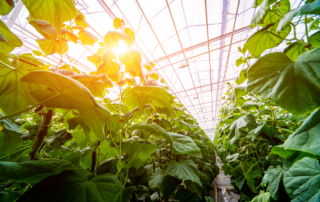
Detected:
[
  {"left": 215, "top": 0, "right": 320, "bottom": 201},
  {"left": 0, "top": 1, "right": 218, "bottom": 202}
]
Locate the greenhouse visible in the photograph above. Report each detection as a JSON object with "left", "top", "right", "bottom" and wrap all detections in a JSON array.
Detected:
[{"left": 0, "top": 0, "right": 319, "bottom": 201}]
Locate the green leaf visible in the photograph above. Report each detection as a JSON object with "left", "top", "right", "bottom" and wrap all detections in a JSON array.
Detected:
[
  {"left": 0, "top": 20, "right": 23, "bottom": 54},
  {"left": 229, "top": 114, "right": 256, "bottom": 138},
  {"left": 250, "top": 0, "right": 276, "bottom": 28},
  {"left": 105, "top": 114, "right": 128, "bottom": 132},
  {"left": 261, "top": 165, "right": 283, "bottom": 200},
  {"left": 240, "top": 161, "right": 262, "bottom": 192},
  {"left": 71, "top": 26, "right": 98, "bottom": 46},
  {"left": 114, "top": 186, "right": 136, "bottom": 202},
  {"left": 70, "top": 74, "right": 113, "bottom": 97},
  {"left": 251, "top": 192, "right": 271, "bottom": 202},
  {"left": 99, "top": 140, "right": 118, "bottom": 161},
  {"left": 175, "top": 188, "right": 199, "bottom": 202},
  {"left": 0, "top": 116, "right": 23, "bottom": 154},
  {"left": 75, "top": 12, "right": 88, "bottom": 28},
  {"left": 149, "top": 168, "right": 181, "bottom": 198},
  {"left": 278, "top": 0, "right": 320, "bottom": 32},
  {"left": 22, "top": 0, "right": 77, "bottom": 34},
  {"left": 122, "top": 139, "right": 157, "bottom": 169},
  {"left": 0, "top": 159, "right": 74, "bottom": 184},
  {"left": 124, "top": 27, "right": 135, "bottom": 42},
  {"left": 71, "top": 127, "right": 87, "bottom": 148},
  {"left": 262, "top": 0, "right": 290, "bottom": 26},
  {"left": 166, "top": 159, "right": 202, "bottom": 186},
  {"left": 284, "top": 30, "right": 320, "bottom": 60},
  {"left": 283, "top": 109, "right": 320, "bottom": 156},
  {"left": 128, "top": 123, "right": 173, "bottom": 145},
  {"left": 245, "top": 23, "right": 291, "bottom": 57},
  {"left": 246, "top": 48, "right": 320, "bottom": 117},
  {"left": 169, "top": 132, "right": 201, "bottom": 155},
  {"left": 235, "top": 68, "right": 248, "bottom": 85},
  {"left": 0, "top": 55, "right": 42, "bottom": 114},
  {"left": 21, "top": 71, "right": 110, "bottom": 141},
  {"left": 0, "top": 0, "right": 14, "bottom": 15},
  {"left": 284, "top": 157, "right": 320, "bottom": 201},
  {"left": 17, "top": 169, "right": 124, "bottom": 202},
  {"left": 36, "top": 37, "right": 68, "bottom": 55},
  {"left": 185, "top": 180, "right": 203, "bottom": 199},
  {"left": 123, "top": 86, "right": 175, "bottom": 117}
]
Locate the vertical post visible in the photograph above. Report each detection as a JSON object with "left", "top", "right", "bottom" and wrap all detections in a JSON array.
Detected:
[{"left": 3, "top": 0, "right": 24, "bottom": 29}]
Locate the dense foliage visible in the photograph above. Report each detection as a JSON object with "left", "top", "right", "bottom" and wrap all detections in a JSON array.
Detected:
[
  {"left": 0, "top": 1, "right": 218, "bottom": 202},
  {"left": 214, "top": 0, "right": 320, "bottom": 201}
]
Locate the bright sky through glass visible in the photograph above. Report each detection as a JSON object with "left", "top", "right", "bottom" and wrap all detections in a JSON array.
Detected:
[{"left": 5, "top": 0, "right": 305, "bottom": 138}]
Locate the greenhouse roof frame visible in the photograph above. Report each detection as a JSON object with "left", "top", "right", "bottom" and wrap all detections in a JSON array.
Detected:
[{"left": 5, "top": 0, "right": 303, "bottom": 138}]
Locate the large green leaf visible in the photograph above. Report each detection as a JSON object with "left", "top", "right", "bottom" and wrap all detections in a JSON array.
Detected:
[
  {"left": 240, "top": 161, "right": 262, "bottom": 192},
  {"left": 169, "top": 132, "right": 201, "bottom": 155},
  {"left": 21, "top": 71, "right": 110, "bottom": 141},
  {"left": 283, "top": 109, "right": 320, "bottom": 156},
  {"left": 250, "top": 0, "right": 276, "bottom": 27},
  {"left": 175, "top": 188, "right": 199, "bottom": 202},
  {"left": 21, "top": 0, "right": 77, "bottom": 34},
  {"left": 229, "top": 114, "right": 256, "bottom": 138},
  {"left": 246, "top": 48, "right": 320, "bottom": 117},
  {"left": 262, "top": 0, "right": 290, "bottom": 26},
  {"left": 0, "top": 0, "right": 14, "bottom": 15},
  {"left": 0, "top": 115, "right": 23, "bottom": 154},
  {"left": 123, "top": 86, "right": 175, "bottom": 117},
  {"left": 0, "top": 159, "right": 74, "bottom": 183},
  {"left": 128, "top": 123, "right": 173, "bottom": 144},
  {"left": 0, "top": 55, "right": 42, "bottom": 114},
  {"left": 17, "top": 169, "right": 124, "bottom": 202},
  {"left": 36, "top": 37, "right": 68, "bottom": 55},
  {"left": 284, "top": 30, "right": 320, "bottom": 60},
  {"left": 251, "top": 192, "right": 271, "bottom": 202},
  {"left": 122, "top": 139, "right": 157, "bottom": 169},
  {"left": 245, "top": 23, "right": 291, "bottom": 57},
  {"left": 278, "top": 0, "right": 320, "bottom": 32},
  {"left": 261, "top": 165, "right": 283, "bottom": 200},
  {"left": 166, "top": 159, "right": 202, "bottom": 186},
  {"left": 284, "top": 157, "right": 320, "bottom": 201},
  {"left": 149, "top": 168, "right": 181, "bottom": 198},
  {"left": 70, "top": 74, "right": 113, "bottom": 97},
  {"left": 0, "top": 20, "right": 22, "bottom": 54}
]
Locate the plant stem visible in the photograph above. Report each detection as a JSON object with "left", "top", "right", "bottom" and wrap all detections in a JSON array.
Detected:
[
  {"left": 0, "top": 94, "right": 60, "bottom": 121},
  {"left": 304, "top": 14, "right": 311, "bottom": 50}
]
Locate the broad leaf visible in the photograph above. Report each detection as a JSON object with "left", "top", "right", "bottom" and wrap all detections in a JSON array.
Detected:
[
  {"left": 0, "top": 116, "right": 23, "bottom": 154},
  {"left": 250, "top": 0, "right": 276, "bottom": 28},
  {"left": 283, "top": 109, "right": 320, "bottom": 156},
  {"left": 0, "top": 55, "right": 41, "bottom": 114},
  {"left": 123, "top": 86, "right": 175, "bottom": 117},
  {"left": 261, "top": 165, "right": 283, "bottom": 200},
  {"left": 229, "top": 114, "right": 256, "bottom": 138},
  {"left": 0, "top": 0, "right": 14, "bottom": 15},
  {"left": 149, "top": 168, "right": 181, "bottom": 198},
  {"left": 36, "top": 37, "right": 68, "bottom": 55},
  {"left": 284, "top": 157, "right": 320, "bottom": 201},
  {"left": 70, "top": 74, "right": 113, "bottom": 97},
  {"left": 0, "top": 159, "right": 74, "bottom": 183},
  {"left": 22, "top": 0, "right": 77, "bottom": 34},
  {"left": 17, "top": 169, "right": 124, "bottom": 202},
  {"left": 70, "top": 26, "right": 98, "bottom": 45},
  {"left": 122, "top": 139, "right": 157, "bottom": 169},
  {"left": 251, "top": 192, "right": 271, "bottom": 202},
  {"left": 175, "top": 188, "right": 199, "bottom": 202},
  {"left": 21, "top": 71, "right": 110, "bottom": 141},
  {"left": 245, "top": 23, "right": 291, "bottom": 57},
  {"left": 240, "top": 161, "right": 262, "bottom": 192},
  {"left": 0, "top": 20, "right": 23, "bottom": 54},
  {"left": 166, "top": 159, "right": 202, "bottom": 186},
  {"left": 246, "top": 48, "right": 320, "bottom": 117},
  {"left": 284, "top": 30, "right": 320, "bottom": 60},
  {"left": 278, "top": 0, "right": 320, "bottom": 31},
  {"left": 169, "top": 133, "right": 201, "bottom": 155},
  {"left": 128, "top": 123, "right": 173, "bottom": 144}
]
